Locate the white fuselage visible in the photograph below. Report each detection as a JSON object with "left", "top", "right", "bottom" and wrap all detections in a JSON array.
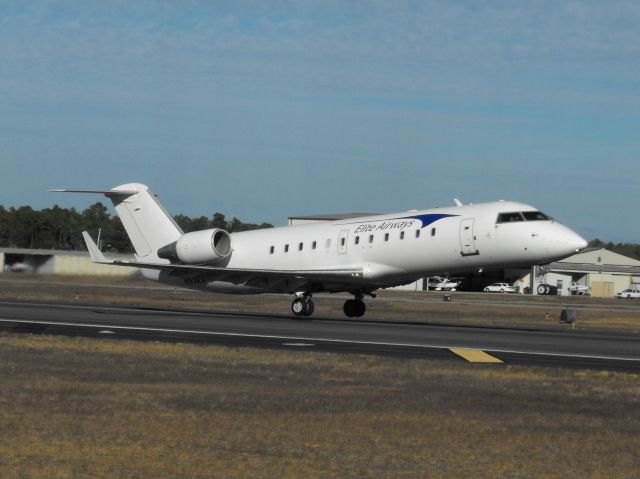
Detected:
[
  {"left": 155, "top": 200, "right": 587, "bottom": 295},
  {"left": 58, "top": 183, "right": 589, "bottom": 316}
]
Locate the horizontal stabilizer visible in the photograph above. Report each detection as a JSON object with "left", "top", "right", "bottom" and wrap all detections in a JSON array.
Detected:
[{"left": 50, "top": 188, "right": 139, "bottom": 197}]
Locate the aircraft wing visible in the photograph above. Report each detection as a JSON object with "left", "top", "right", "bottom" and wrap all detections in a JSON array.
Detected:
[{"left": 82, "top": 231, "right": 364, "bottom": 283}]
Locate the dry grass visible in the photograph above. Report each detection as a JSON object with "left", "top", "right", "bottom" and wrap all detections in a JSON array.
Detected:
[{"left": 1, "top": 334, "right": 639, "bottom": 478}]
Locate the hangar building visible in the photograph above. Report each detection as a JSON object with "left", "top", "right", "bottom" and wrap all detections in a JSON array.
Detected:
[{"left": 508, "top": 247, "right": 640, "bottom": 297}]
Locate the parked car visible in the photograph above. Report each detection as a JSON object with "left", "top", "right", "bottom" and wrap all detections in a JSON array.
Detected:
[
  {"left": 484, "top": 283, "right": 517, "bottom": 293},
  {"left": 616, "top": 289, "right": 640, "bottom": 299}
]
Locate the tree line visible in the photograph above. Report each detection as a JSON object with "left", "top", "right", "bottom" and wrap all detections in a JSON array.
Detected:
[
  {"left": 0, "top": 203, "right": 272, "bottom": 253},
  {"left": 588, "top": 239, "right": 640, "bottom": 261}
]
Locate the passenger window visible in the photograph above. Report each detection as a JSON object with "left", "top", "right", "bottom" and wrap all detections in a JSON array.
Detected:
[
  {"left": 284, "top": 244, "right": 289, "bottom": 253},
  {"left": 400, "top": 231, "right": 405, "bottom": 240},
  {"left": 269, "top": 246, "right": 274, "bottom": 254},
  {"left": 355, "top": 236, "right": 360, "bottom": 245},
  {"left": 369, "top": 234, "right": 374, "bottom": 243},
  {"left": 384, "top": 233, "right": 389, "bottom": 241},
  {"left": 340, "top": 238, "right": 345, "bottom": 247},
  {"left": 298, "top": 242, "right": 303, "bottom": 251},
  {"left": 415, "top": 230, "right": 420, "bottom": 238},
  {"left": 431, "top": 228, "right": 436, "bottom": 237},
  {"left": 312, "top": 241, "right": 317, "bottom": 250}
]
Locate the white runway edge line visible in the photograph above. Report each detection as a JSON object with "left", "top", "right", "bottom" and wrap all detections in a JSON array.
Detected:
[{"left": 1, "top": 318, "right": 640, "bottom": 363}]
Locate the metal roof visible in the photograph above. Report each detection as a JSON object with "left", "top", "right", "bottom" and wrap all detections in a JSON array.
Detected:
[{"left": 546, "top": 262, "right": 640, "bottom": 275}]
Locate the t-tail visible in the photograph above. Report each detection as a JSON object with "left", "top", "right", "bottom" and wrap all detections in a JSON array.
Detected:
[{"left": 51, "top": 183, "right": 183, "bottom": 262}]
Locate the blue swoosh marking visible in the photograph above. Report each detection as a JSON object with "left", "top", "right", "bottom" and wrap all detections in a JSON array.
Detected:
[
  {"left": 400, "top": 213, "right": 458, "bottom": 228},
  {"left": 342, "top": 213, "right": 459, "bottom": 228}
]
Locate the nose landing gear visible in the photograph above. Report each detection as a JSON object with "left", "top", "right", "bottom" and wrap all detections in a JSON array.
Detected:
[{"left": 291, "top": 294, "right": 314, "bottom": 317}]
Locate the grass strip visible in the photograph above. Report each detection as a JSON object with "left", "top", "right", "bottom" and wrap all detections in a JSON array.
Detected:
[{"left": 1, "top": 333, "right": 639, "bottom": 478}]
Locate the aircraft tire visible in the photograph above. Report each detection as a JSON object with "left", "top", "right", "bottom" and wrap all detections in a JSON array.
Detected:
[
  {"left": 304, "top": 297, "right": 315, "bottom": 316},
  {"left": 537, "top": 284, "right": 547, "bottom": 295},
  {"left": 292, "top": 298, "right": 305, "bottom": 316},
  {"left": 292, "top": 297, "right": 314, "bottom": 317},
  {"left": 344, "top": 299, "right": 366, "bottom": 317},
  {"left": 343, "top": 299, "right": 355, "bottom": 317}
]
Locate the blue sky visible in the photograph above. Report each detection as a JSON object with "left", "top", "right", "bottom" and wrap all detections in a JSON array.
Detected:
[{"left": 1, "top": 1, "right": 638, "bottom": 241}]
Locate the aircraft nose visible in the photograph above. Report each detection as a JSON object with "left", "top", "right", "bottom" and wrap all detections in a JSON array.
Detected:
[
  {"left": 572, "top": 235, "right": 588, "bottom": 252},
  {"left": 552, "top": 225, "right": 588, "bottom": 256},
  {"left": 563, "top": 228, "right": 588, "bottom": 252}
]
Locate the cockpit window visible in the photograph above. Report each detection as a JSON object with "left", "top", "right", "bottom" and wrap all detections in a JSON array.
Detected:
[
  {"left": 522, "top": 211, "right": 552, "bottom": 221},
  {"left": 497, "top": 211, "right": 553, "bottom": 223},
  {"left": 497, "top": 212, "right": 524, "bottom": 223}
]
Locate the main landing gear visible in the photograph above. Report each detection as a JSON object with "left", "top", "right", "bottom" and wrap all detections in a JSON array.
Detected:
[
  {"left": 291, "top": 294, "right": 314, "bottom": 317},
  {"left": 343, "top": 298, "right": 366, "bottom": 318},
  {"left": 343, "top": 291, "right": 373, "bottom": 318},
  {"left": 291, "top": 291, "right": 374, "bottom": 318}
]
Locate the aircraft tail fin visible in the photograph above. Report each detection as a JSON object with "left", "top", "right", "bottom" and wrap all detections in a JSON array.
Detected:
[{"left": 52, "top": 183, "right": 183, "bottom": 261}]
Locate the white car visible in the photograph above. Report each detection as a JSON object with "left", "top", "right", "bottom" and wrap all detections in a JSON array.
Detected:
[
  {"left": 484, "top": 283, "right": 517, "bottom": 293},
  {"left": 616, "top": 289, "right": 640, "bottom": 299}
]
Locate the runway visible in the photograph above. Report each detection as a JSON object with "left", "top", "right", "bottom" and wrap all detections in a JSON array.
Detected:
[{"left": 1, "top": 300, "right": 640, "bottom": 371}]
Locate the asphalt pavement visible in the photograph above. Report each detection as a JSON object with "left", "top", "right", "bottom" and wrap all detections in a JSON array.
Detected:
[{"left": 1, "top": 300, "right": 639, "bottom": 371}]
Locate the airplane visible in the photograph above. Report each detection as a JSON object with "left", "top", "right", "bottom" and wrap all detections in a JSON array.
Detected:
[{"left": 52, "top": 183, "right": 588, "bottom": 318}]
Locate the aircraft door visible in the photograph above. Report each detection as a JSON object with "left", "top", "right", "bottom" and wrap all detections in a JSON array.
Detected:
[
  {"left": 459, "top": 218, "right": 479, "bottom": 256},
  {"left": 338, "top": 229, "right": 349, "bottom": 254}
]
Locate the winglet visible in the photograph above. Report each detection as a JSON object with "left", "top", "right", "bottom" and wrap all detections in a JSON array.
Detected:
[{"left": 82, "top": 231, "right": 112, "bottom": 264}]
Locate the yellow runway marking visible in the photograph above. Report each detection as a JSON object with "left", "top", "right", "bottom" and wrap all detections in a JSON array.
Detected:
[{"left": 450, "top": 348, "right": 503, "bottom": 363}]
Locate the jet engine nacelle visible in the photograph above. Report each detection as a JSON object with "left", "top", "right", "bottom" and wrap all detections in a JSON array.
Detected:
[{"left": 157, "top": 229, "right": 232, "bottom": 264}]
